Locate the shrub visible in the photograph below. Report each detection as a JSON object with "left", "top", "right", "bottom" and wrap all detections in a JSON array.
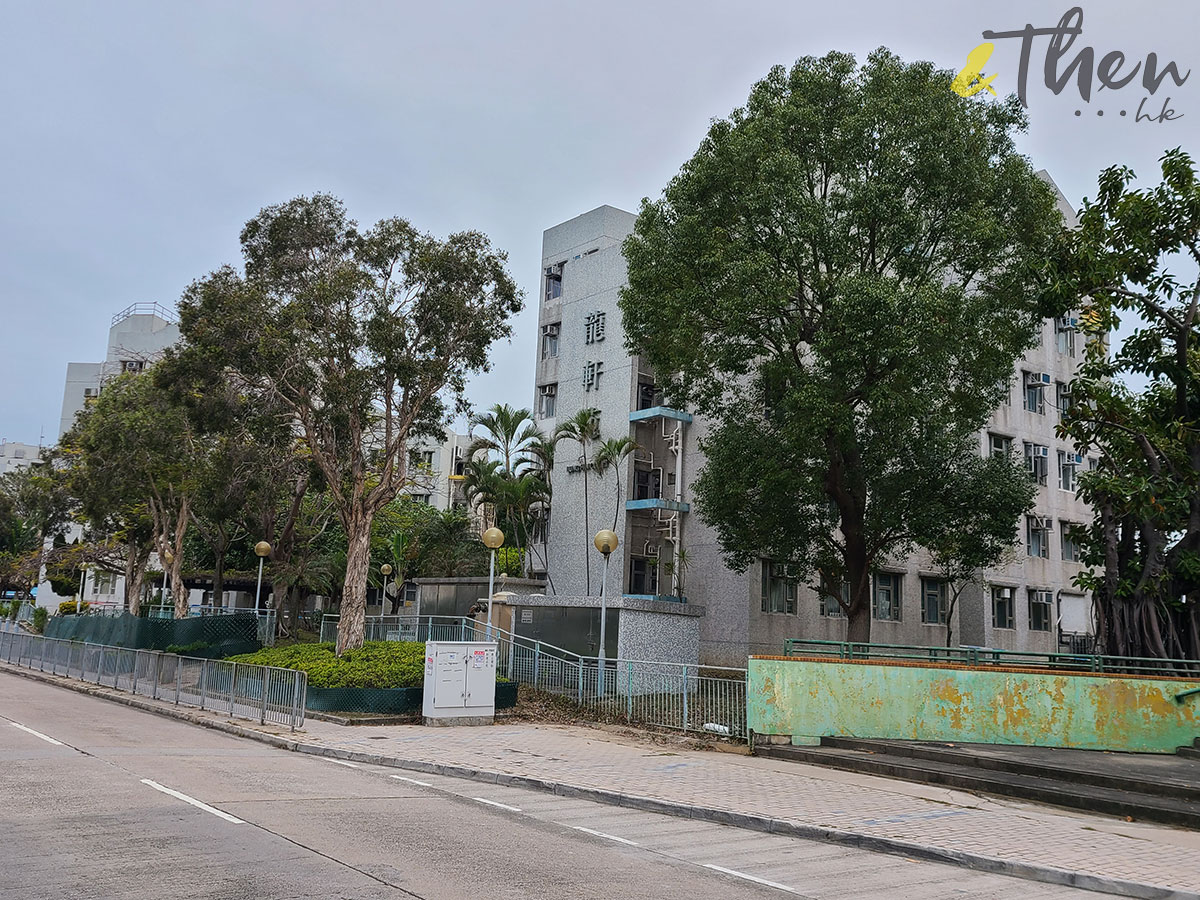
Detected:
[
  {"left": 0, "top": 603, "right": 8, "bottom": 618},
  {"left": 57, "top": 600, "right": 90, "bottom": 616},
  {"left": 164, "top": 641, "right": 211, "bottom": 655},
  {"left": 31, "top": 607, "right": 48, "bottom": 633},
  {"left": 229, "top": 641, "right": 427, "bottom": 689}
]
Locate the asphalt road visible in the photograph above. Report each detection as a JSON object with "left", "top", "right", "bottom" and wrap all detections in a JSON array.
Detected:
[{"left": 0, "top": 672, "right": 1114, "bottom": 900}]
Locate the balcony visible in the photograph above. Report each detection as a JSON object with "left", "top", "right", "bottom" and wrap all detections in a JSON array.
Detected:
[
  {"left": 629, "top": 406, "right": 692, "bottom": 424},
  {"left": 625, "top": 497, "right": 690, "bottom": 513}
]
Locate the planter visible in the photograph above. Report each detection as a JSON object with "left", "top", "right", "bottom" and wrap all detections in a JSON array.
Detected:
[{"left": 305, "top": 682, "right": 518, "bottom": 714}]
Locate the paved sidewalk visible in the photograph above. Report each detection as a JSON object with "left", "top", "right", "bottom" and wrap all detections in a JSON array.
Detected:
[{"left": 5, "top": 663, "right": 1200, "bottom": 899}]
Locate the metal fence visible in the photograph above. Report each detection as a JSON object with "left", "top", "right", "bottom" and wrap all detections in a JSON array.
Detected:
[
  {"left": 138, "top": 605, "right": 277, "bottom": 646},
  {"left": 321, "top": 613, "right": 749, "bottom": 740},
  {"left": 784, "top": 638, "right": 1200, "bottom": 678},
  {"left": 0, "top": 630, "right": 306, "bottom": 730}
]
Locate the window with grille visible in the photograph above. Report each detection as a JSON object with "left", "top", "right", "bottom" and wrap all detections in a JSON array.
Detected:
[
  {"left": 992, "top": 586, "right": 1015, "bottom": 629},
  {"left": 1028, "top": 589, "right": 1053, "bottom": 631},
  {"left": 872, "top": 573, "right": 901, "bottom": 621},
  {"left": 761, "top": 561, "right": 798, "bottom": 614},
  {"left": 920, "top": 578, "right": 948, "bottom": 625}
]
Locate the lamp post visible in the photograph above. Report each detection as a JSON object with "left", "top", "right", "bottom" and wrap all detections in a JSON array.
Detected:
[
  {"left": 482, "top": 527, "right": 504, "bottom": 640},
  {"left": 161, "top": 549, "right": 173, "bottom": 611},
  {"left": 381, "top": 563, "right": 393, "bottom": 615},
  {"left": 254, "top": 541, "right": 271, "bottom": 611},
  {"left": 593, "top": 529, "right": 618, "bottom": 698}
]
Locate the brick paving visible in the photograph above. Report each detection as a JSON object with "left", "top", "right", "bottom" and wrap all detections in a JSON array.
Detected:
[{"left": 292, "top": 718, "right": 1200, "bottom": 894}]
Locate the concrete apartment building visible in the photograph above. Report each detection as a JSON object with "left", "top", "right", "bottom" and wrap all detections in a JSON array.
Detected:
[
  {"left": 0, "top": 441, "right": 44, "bottom": 476},
  {"left": 533, "top": 193, "right": 1093, "bottom": 667}
]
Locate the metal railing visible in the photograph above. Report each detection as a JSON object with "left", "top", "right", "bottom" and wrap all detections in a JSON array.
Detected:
[
  {"left": 321, "top": 613, "right": 748, "bottom": 740},
  {"left": 0, "top": 630, "right": 306, "bottom": 730},
  {"left": 784, "top": 638, "right": 1200, "bottom": 678}
]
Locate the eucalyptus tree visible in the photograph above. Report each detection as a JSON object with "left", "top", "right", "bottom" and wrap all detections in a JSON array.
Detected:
[
  {"left": 176, "top": 195, "right": 521, "bottom": 653},
  {"left": 554, "top": 408, "right": 602, "bottom": 594},
  {"left": 620, "top": 49, "right": 1062, "bottom": 640}
]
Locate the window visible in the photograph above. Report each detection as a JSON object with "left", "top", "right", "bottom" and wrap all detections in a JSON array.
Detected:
[
  {"left": 1028, "top": 589, "right": 1053, "bottom": 631},
  {"left": 872, "top": 573, "right": 901, "bottom": 621},
  {"left": 83, "top": 387, "right": 98, "bottom": 398},
  {"left": 584, "top": 311, "right": 606, "bottom": 344},
  {"left": 1027, "top": 515, "right": 1051, "bottom": 558},
  {"left": 1056, "top": 316, "right": 1078, "bottom": 356},
  {"left": 630, "top": 557, "right": 659, "bottom": 595},
  {"left": 417, "top": 450, "right": 434, "bottom": 468},
  {"left": 1024, "top": 442, "right": 1049, "bottom": 485},
  {"left": 1058, "top": 450, "right": 1080, "bottom": 492},
  {"left": 997, "top": 375, "right": 1011, "bottom": 405},
  {"left": 1061, "top": 523, "right": 1082, "bottom": 562},
  {"left": 541, "top": 323, "right": 560, "bottom": 359},
  {"left": 637, "top": 381, "right": 662, "bottom": 411},
  {"left": 819, "top": 580, "right": 848, "bottom": 617},
  {"left": 920, "top": 578, "right": 948, "bottom": 625},
  {"left": 1056, "top": 381, "right": 1074, "bottom": 417},
  {"left": 1023, "top": 371, "right": 1047, "bottom": 414},
  {"left": 633, "top": 467, "right": 661, "bottom": 501},
  {"left": 402, "top": 582, "right": 419, "bottom": 606},
  {"left": 761, "top": 561, "right": 798, "bottom": 614},
  {"left": 544, "top": 263, "right": 563, "bottom": 303},
  {"left": 992, "top": 586, "right": 1015, "bottom": 629},
  {"left": 537, "top": 383, "right": 557, "bottom": 418},
  {"left": 582, "top": 361, "right": 603, "bottom": 391},
  {"left": 91, "top": 571, "right": 116, "bottom": 596},
  {"left": 410, "top": 493, "right": 432, "bottom": 505},
  {"left": 988, "top": 433, "right": 1012, "bottom": 459}
]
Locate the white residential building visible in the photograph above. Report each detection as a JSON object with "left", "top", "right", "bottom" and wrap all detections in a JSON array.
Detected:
[
  {"left": 0, "top": 441, "right": 43, "bottom": 476},
  {"left": 534, "top": 182, "right": 1095, "bottom": 667}
]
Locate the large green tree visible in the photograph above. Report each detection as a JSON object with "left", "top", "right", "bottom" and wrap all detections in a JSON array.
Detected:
[
  {"left": 1050, "top": 149, "right": 1200, "bottom": 660},
  {"left": 620, "top": 50, "right": 1062, "bottom": 641},
  {"left": 177, "top": 195, "right": 521, "bottom": 653}
]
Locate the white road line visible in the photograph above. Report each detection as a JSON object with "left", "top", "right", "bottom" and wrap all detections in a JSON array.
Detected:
[
  {"left": 326, "top": 759, "right": 359, "bottom": 768},
  {"left": 9, "top": 721, "right": 64, "bottom": 746},
  {"left": 704, "top": 865, "right": 797, "bottom": 893},
  {"left": 570, "top": 825, "right": 639, "bottom": 846},
  {"left": 472, "top": 797, "right": 522, "bottom": 812},
  {"left": 390, "top": 775, "right": 432, "bottom": 787},
  {"left": 140, "top": 780, "right": 244, "bottom": 824}
]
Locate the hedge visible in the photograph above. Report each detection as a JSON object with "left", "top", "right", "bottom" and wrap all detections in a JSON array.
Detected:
[{"left": 228, "top": 641, "right": 426, "bottom": 689}]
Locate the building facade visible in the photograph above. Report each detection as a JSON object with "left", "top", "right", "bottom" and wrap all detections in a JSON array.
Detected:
[
  {"left": 57, "top": 302, "right": 182, "bottom": 439},
  {"left": 0, "top": 441, "right": 43, "bottom": 476},
  {"left": 534, "top": 190, "right": 1094, "bottom": 666}
]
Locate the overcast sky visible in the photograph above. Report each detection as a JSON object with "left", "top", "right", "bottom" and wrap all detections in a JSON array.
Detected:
[{"left": 1, "top": 0, "right": 1196, "bottom": 444}]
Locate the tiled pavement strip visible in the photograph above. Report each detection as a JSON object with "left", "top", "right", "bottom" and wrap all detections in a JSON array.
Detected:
[{"left": 5, "top": 663, "right": 1200, "bottom": 899}]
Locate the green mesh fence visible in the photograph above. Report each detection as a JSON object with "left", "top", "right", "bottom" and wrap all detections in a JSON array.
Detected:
[{"left": 45, "top": 613, "right": 260, "bottom": 658}]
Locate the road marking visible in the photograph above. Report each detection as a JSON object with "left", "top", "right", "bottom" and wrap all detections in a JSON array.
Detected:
[
  {"left": 9, "top": 721, "right": 64, "bottom": 746},
  {"left": 472, "top": 797, "right": 522, "bottom": 812},
  {"left": 571, "top": 825, "right": 639, "bottom": 846},
  {"left": 391, "top": 775, "right": 432, "bottom": 787},
  {"left": 140, "top": 780, "right": 244, "bottom": 824},
  {"left": 704, "top": 865, "right": 797, "bottom": 893},
  {"left": 326, "top": 759, "right": 359, "bottom": 768}
]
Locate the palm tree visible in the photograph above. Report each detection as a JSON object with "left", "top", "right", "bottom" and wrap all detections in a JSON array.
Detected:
[
  {"left": 468, "top": 404, "right": 539, "bottom": 475},
  {"left": 593, "top": 437, "right": 639, "bottom": 531},
  {"left": 554, "top": 408, "right": 601, "bottom": 594}
]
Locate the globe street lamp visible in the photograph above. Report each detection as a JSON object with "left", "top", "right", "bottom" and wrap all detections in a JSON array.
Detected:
[
  {"left": 482, "top": 527, "right": 504, "bottom": 640},
  {"left": 593, "top": 529, "right": 618, "bottom": 697},
  {"left": 254, "top": 541, "right": 271, "bottom": 611},
  {"left": 381, "top": 563, "right": 393, "bottom": 615}
]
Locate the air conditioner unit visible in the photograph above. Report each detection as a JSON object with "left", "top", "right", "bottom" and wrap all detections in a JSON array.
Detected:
[
  {"left": 1026, "top": 372, "right": 1051, "bottom": 387},
  {"left": 1062, "top": 452, "right": 1083, "bottom": 467},
  {"left": 544, "top": 263, "right": 563, "bottom": 278},
  {"left": 995, "top": 586, "right": 1013, "bottom": 600},
  {"left": 1057, "top": 316, "right": 1080, "bottom": 331},
  {"left": 544, "top": 323, "right": 559, "bottom": 336},
  {"left": 1034, "top": 445, "right": 1049, "bottom": 458}
]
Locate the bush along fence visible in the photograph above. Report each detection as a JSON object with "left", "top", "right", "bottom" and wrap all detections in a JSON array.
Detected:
[
  {"left": 0, "top": 630, "right": 306, "bottom": 731},
  {"left": 321, "top": 614, "right": 749, "bottom": 740}
]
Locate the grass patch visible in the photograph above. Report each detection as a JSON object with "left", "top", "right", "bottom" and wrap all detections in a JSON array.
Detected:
[{"left": 229, "top": 641, "right": 425, "bottom": 689}]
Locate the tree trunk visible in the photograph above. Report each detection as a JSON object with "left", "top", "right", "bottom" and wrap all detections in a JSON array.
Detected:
[
  {"left": 212, "top": 544, "right": 226, "bottom": 611},
  {"left": 125, "top": 541, "right": 151, "bottom": 616},
  {"left": 336, "top": 510, "right": 373, "bottom": 655},
  {"left": 844, "top": 532, "right": 871, "bottom": 644}
]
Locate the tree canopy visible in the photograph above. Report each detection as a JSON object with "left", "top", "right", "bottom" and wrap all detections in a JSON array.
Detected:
[{"left": 620, "top": 49, "right": 1063, "bottom": 639}]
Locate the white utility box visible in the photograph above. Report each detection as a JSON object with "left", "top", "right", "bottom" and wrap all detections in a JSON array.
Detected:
[{"left": 422, "top": 641, "right": 498, "bottom": 726}]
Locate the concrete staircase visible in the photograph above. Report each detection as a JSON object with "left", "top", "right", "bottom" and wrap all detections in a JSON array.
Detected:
[{"left": 757, "top": 736, "right": 1200, "bottom": 828}]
